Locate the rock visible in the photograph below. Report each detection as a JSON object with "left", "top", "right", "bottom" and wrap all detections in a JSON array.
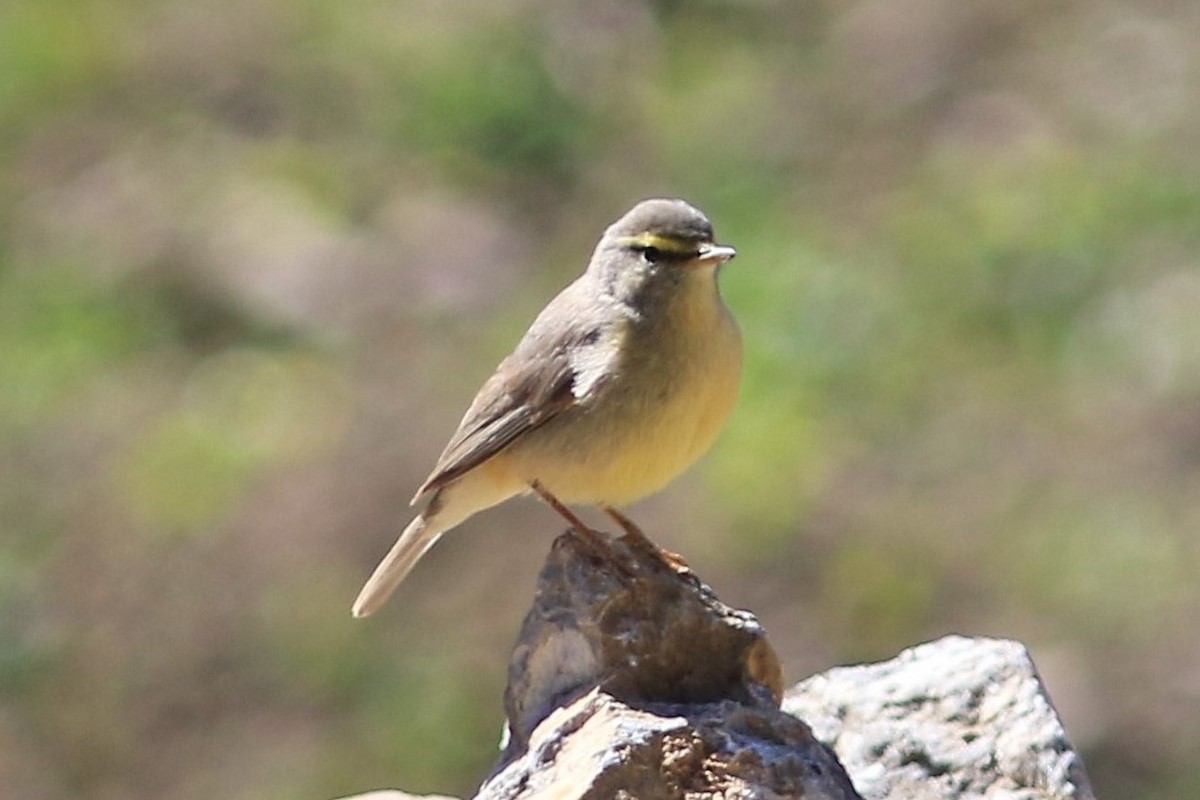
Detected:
[
  {"left": 474, "top": 527, "right": 859, "bottom": 799},
  {"left": 500, "top": 528, "right": 785, "bottom": 752},
  {"left": 477, "top": 689, "right": 862, "bottom": 800},
  {"left": 335, "top": 792, "right": 457, "bottom": 800},
  {"left": 342, "top": 533, "right": 1096, "bottom": 800},
  {"left": 784, "top": 635, "right": 1097, "bottom": 800}
]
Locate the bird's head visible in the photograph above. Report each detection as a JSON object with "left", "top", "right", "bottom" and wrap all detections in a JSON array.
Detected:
[{"left": 589, "top": 199, "right": 736, "bottom": 305}]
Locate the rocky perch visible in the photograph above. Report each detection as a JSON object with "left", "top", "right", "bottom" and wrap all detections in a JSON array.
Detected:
[{"left": 342, "top": 529, "right": 1096, "bottom": 800}]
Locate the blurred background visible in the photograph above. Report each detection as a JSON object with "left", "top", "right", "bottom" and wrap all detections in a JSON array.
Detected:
[{"left": 2, "top": 0, "right": 1198, "bottom": 798}]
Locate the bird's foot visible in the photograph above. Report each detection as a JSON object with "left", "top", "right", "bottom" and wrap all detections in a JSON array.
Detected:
[{"left": 603, "top": 506, "right": 692, "bottom": 574}]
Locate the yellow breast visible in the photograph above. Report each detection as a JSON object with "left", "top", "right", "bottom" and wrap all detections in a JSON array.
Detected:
[{"left": 500, "top": 267, "right": 742, "bottom": 506}]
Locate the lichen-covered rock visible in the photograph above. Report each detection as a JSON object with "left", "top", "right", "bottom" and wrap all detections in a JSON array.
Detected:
[{"left": 784, "top": 636, "right": 1096, "bottom": 800}]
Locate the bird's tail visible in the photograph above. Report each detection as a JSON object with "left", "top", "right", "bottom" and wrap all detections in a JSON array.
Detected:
[{"left": 352, "top": 512, "right": 444, "bottom": 618}]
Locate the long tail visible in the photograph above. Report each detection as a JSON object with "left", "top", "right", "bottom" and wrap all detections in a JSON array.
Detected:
[{"left": 352, "top": 512, "right": 445, "bottom": 618}]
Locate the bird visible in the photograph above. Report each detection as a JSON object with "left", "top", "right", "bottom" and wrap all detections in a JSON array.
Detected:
[{"left": 352, "top": 198, "right": 741, "bottom": 617}]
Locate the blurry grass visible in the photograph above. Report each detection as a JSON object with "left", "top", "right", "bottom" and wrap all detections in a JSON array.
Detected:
[
  {"left": 0, "top": 2, "right": 1198, "bottom": 799},
  {"left": 394, "top": 26, "right": 596, "bottom": 193},
  {"left": 116, "top": 349, "right": 350, "bottom": 535},
  {"left": 0, "top": 0, "right": 126, "bottom": 145},
  {"left": 0, "top": 265, "right": 153, "bottom": 433},
  {"left": 888, "top": 147, "right": 1200, "bottom": 358},
  {"left": 998, "top": 491, "right": 1196, "bottom": 640}
]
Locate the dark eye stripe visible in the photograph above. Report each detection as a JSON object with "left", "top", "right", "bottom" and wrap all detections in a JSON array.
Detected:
[{"left": 631, "top": 244, "right": 697, "bottom": 263}]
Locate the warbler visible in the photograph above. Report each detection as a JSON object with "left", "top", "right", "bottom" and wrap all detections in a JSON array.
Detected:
[{"left": 352, "top": 198, "right": 741, "bottom": 617}]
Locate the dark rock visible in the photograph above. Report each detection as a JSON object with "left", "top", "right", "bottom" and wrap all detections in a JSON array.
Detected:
[
  {"left": 500, "top": 528, "right": 784, "bottom": 753},
  {"left": 474, "top": 527, "right": 858, "bottom": 799}
]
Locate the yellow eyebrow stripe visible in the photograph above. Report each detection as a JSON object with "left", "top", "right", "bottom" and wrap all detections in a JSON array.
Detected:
[{"left": 616, "top": 233, "right": 698, "bottom": 254}]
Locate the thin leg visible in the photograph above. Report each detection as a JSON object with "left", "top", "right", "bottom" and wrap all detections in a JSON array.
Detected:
[
  {"left": 530, "top": 481, "right": 605, "bottom": 546},
  {"left": 603, "top": 505, "right": 690, "bottom": 571},
  {"left": 603, "top": 506, "right": 648, "bottom": 540}
]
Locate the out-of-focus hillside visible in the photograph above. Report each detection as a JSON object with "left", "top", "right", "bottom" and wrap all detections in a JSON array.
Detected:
[{"left": 2, "top": 2, "right": 1198, "bottom": 798}]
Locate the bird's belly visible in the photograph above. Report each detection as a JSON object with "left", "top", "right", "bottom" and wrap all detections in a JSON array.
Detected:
[{"left": 503, "top": 316, "right": 742, "bottom": 506}]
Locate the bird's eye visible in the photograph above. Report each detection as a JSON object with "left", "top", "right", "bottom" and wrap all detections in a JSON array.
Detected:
[{"left": 640, "top": 246, "right": 663, "bottom": 263}]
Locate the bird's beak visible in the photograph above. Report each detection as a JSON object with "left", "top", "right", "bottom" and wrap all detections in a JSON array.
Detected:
[{"left": 696, "top": 242, "right": 737, "bottom": 264}]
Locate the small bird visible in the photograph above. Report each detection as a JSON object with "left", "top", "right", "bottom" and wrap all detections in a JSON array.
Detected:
[{"left": 352, "top": 198, "right": 741, "bottom": 617}]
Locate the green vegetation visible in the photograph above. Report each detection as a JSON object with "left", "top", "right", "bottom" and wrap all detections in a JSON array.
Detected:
[{"left": 1, "top": 2, "right": 1197, "bottom": 798}]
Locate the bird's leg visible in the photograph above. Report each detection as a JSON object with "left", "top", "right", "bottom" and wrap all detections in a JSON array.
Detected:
[
  {"left": 603, "top": 506, "right": 648, "bottom": 540},
  {"left": 529, "top": 480, "right": 589, "bottom": 531},
  {"left": 529, "top": 480, "right": 607, "bottom": 548},
  {"left": 603, "top": 506, "right": 691, "bottom": 572}
]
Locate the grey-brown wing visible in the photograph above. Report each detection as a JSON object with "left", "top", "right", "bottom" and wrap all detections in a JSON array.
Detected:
[
  {"left": 412, "top": 349, "right": 575, "bottom": 500},
  {"left": 412, "top": 286, "right": 615, "bottom": 502}
]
